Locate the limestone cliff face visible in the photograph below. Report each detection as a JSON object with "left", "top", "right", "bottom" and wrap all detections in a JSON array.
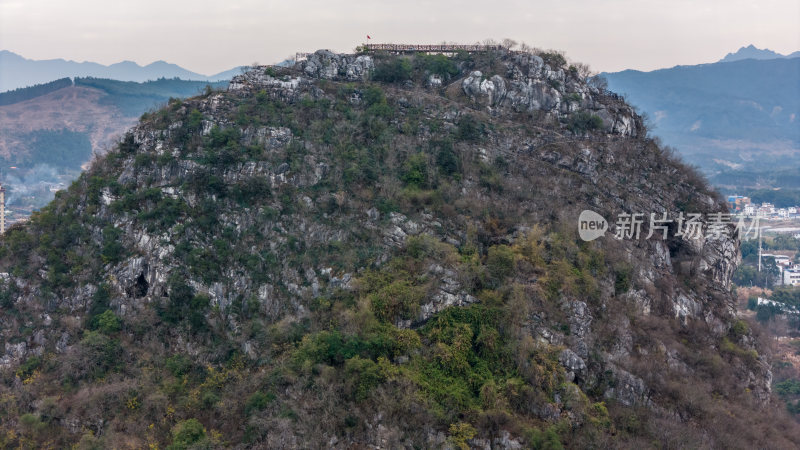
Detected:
[
  {"left": 460, "top": 52, "right": 641, "bottom": 137},
  {"left": 287, "top": 49, "right": 642, "bottom": 137},
  {"left": 0, "top": 49, "right": 785, "bottom": 448}
]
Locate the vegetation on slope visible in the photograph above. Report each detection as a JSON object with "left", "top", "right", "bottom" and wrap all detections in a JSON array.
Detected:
[
  {"left": 0, "top": 50, "right": 798, "bottom": 448},
  {"left": 0, "top": 78, "right": 73, "bottom": 106},
  {"left": 74, "top": 77, "right": 229, "bottom": 117}
]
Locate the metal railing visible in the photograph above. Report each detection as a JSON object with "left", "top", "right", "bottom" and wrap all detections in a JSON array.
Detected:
[{"left": 362, "top": 43, "right": 503, "bottom": 53}]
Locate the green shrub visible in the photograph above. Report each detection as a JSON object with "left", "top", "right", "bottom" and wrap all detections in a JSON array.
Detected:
[
  {"left": 756, "top": 304, "right": 777, "bottom": 323},
  {"left": 370, "top": 280, "right": 426, "bottom": 323},
  {"left": 771, "top": 287, "right": 800, "bottom": 308},
  {"left": 206, "top": 125, "right": 241, "bottom": 148},
  {"left": 456, "top": 115, "right": 483, "bottom": 142},
  {"left": 186, "top": 109, "right": 204, "bottom": 133},
  {"left": 345, "top": 356, "right": 385, "bottom": 401},
  {"left": 486, "top": 245, "right": 515, "bottom": 285},
  {"left": 231, "top": 178, "right": 272, "bottom": 205},
  {"left": 568, "top": 111, "right": 603, "bottom": 133},
  {"left": 372, "top": 59, "right": 412, "bottom": 83},
  {"left": 730, "top": 320, "right": 749, "bottom": 338},
  {"left": 434, "top": 140, "right": 460, "bottom": 177},
  {"left": 101, "top": 226, "right": 124, "bottom": 264},
  {"left": 158, "top": 276, "right": 210, "bottom": 332},
  {"left": 527, "top": 425, "right": 564, "bottom": 450},
  {"left": 720, "top": 336, "right": 758, "bottom": 363},
  {"left": 295, "top": 329, "right": 396, "bottom": 366},
  {"left": 134, "top": 153, "right": 154, "bottom": 168},
  {"left": 405, "top": 303, "right": 527, "bottom": 419},
  {"left": 137, "top": 196, "right": 186, "bottom": 231},
  {"left": 613, "top": 263, "right": 632, "bottom": 294},
  {"left": 589, "top": 402, "right": 612, "bottom": 429},
  {"left": 201, "top": 390, "right": 220, "bottom": 408},
  {"left": 201, "top": 127, "right": 245, "bottom": 167},
  {"left": 94, "top": 310, "right": 121, "bottom": 334},
  {"left": 296, "top": 331, "right": 365, "bottom": 366},
  {"left": 15, "top": 356, "right": 42, "bottom": 380},
  {"left": 366, "top": 101, "right": 393, "bottom": 119},
  {"left": 187, "top": 295, "right": 211, "bottom": 332},
  {"left": 118, "top": 132, "right": 139, "bottom": 154},
  {"left": 363, "top": 86, "right": 386, "bottom": 106},
  {"left": 80, "top": 330, "right": 120, "bottom": 378},
  {"left": 448, "top": 422, "right": 477, "bottom": 450},
  {"left": 416, "top": 54, "right": 459, "bottom": 78},
  {"left": 87, "top": 284, "right": 111, "bottom": 328},
  {"left": 19, "top": 413, "right": 46, "bottom": 435},
  {"left": 165, "top": 354, "right": 194, "bottom": 377},
  {"left": 540, "top": 51, "right": 567, "bottom": 68},
  {"left": 478, "top": 163, "right": 503, "bottom": 192},
  {"left": 775, "top": 379, "right": 800, "bottom": 397},
  {"left": 404, "top": 234, "right": 456, "bottom": 261},
  {"left": 168, "top": 418, "right": 207, "bottom": 450},
  {"left": 245, "top": 391, "right": 276, "bottom": 414},
  {"left": 400, "top": 153, "right": 429, "bottom": 188},
  {"left": 393, "top": 328, "right": 422, "bottom": 354}
]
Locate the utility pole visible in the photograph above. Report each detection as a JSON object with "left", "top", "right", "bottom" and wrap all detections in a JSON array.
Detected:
[
  {"left": 0, "top": 183, "right": 4, "bottom": 234},
  {"left": 758, "top": 225, "right": 762, "bottom": 272}
]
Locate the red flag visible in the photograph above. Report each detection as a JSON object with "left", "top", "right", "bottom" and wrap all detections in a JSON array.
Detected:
[{"left": 367, "top": 35, "right": 371, "bottom": 40}]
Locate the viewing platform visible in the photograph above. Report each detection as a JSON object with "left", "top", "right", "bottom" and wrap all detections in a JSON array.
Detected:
[
  {"left": 361, "top": 43, "right": 503, "bottom": 53},
  {"left": 294, "top": 44, "right": 505, "bottom": 62}
]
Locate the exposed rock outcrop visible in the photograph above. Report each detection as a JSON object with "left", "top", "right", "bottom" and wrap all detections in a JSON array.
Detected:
[
  {"left": 299, "top": 50, "right": 374, "bottom": 81},
  {"left": 0, "top": 48, "right": 783, "bottom": 448}
]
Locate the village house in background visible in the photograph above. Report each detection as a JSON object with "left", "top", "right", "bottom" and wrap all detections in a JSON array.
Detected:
[
  {"left": 731, "top": 193, "right": 800, "bottom": 287},
  {"left": 728, "top": 195, "right": 800, "bottom": 219},
  {"left": 784, "top": 265, "right": 800, "bottom": 286}
]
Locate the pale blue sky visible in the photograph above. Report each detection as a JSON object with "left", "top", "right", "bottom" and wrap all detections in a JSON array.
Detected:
[{"left": 1, "top": 0, "right": 798, "bottom": 74}]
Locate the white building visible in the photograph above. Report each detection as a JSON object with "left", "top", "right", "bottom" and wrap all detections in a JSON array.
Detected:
[
  {"left": 744, "top": 204, "right": 755, "bottom": 216},
  {"left": 785, "top": 266, "right": 800, "bottom": 286},
  {"left": 757, "top": 203, "right": 775, "bottom": 216}
]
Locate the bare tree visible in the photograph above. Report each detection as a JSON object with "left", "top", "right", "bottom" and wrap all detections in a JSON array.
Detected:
[
  {"left": 570, "top": 62, "right": 593, "bottom": 80},
  {"left": 588, "top": 74, "right": 608, "bottom": 91},
  {"left": 501, "top": 39, "right": 518, "bottom": 50}
]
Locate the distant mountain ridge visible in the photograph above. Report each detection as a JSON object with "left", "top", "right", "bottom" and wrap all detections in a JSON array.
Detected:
[
  {"left": 0, "top": 77, "right": 228, "bottom": 212},
  {"left": 0, "top": 76, "right": 229, "bottom": 165},
  {"left": 0, "top": 50, "right": 243, "bottom": 92},
  {"left": 719, "top": 44, "right": 800, "bottom": 63},
  {"left": 602, "top": 50, "right": 800, "bottom": 174}
]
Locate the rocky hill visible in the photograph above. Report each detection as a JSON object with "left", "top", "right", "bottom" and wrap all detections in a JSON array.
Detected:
[{"left": 0, "top": 48, "right": 797, "bottom": 448}]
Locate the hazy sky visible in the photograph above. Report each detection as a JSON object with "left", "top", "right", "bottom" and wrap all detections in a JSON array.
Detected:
[{"left": 1, "top": 0, "right": 798, "bottom": 74}]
